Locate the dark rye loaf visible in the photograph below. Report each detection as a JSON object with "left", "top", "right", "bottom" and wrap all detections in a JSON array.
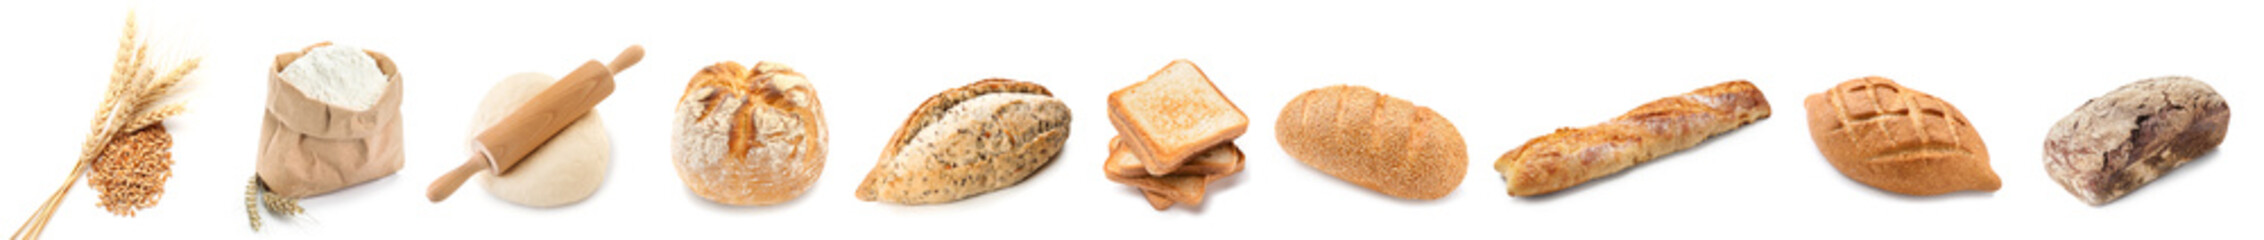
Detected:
[{"left": 2045, "top": 76, "right": 2229, "bottom": 206}]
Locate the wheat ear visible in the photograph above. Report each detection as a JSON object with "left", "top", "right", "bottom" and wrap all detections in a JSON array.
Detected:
[{"left": 134, "top": 57, "right": 199, "bottom": 109}]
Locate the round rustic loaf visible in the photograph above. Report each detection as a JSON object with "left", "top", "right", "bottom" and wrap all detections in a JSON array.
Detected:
[
  {"left": 1276, "top": 85, "right": 1467, "bottom": 200},
  {"left": 673, "top": 61, "right": 828, "bottom": 206},
  {"left": 2045, "top": 76, "right": 2228, "bottom": 205},
  {"left": 471, "top": 72, "right": 609, "bottom": 207}
]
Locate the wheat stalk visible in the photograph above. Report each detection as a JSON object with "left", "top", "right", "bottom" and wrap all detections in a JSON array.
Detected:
[
  {"left": 244, "top": 176, "right": 302, "bottom": 232},
  {"left": 14, "top": 11, "right": 194, "bottom": 240}
]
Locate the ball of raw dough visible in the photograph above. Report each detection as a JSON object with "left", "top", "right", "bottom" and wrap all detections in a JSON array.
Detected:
[{"left": 470, "top": 72, "right": 610, "bottom": 207}]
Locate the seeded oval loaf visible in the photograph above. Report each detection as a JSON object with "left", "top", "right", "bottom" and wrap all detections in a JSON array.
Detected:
[
  {"left": 2045, "top": 76, "right": 2228, "bottom": 205},
  {"left": 1804, "top": 76, "right": 1999, "bottom": 196},
  {"left": 473, "top": 72, "right": 608, "bottom": 207},
  {"left": 1276, "top": 85, "right": 1467, "bottom": 200},
  {"left": 856, "top": 79, "right": 1071, "bottom": 205},
  {"left": 672, "top": 61, "right": 828, "bottom": 206}
]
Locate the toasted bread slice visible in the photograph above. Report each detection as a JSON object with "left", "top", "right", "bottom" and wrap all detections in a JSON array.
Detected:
[
  {"left": 1105, "top": 136, "right": 1242, "bottom": 178},
  {"left": 1107, "top": 174, "right": 1217, "bottom": 208},
  {"left": 1141, "top": 190, "right": 1174, "bottom": 210},
  {"left": 1108, "top": 59, "right": 1250, "bottom": 175},
  {"left": 1102, "top": 135, "right": 1244, "bottom": 210}
]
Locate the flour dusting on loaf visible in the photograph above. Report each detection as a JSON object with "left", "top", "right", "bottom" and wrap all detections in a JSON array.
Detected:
[
  {"left": 2045, "top": 76, "right": 2228, "bottom": 205},
  {"left": 672, "top": 61, "right": 827, "bottom": 206}
]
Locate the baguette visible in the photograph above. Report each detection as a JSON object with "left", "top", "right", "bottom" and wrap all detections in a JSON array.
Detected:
[
  {"left": 1804, "top": 76, "right": 1999, "bottom": 195},
  {"left": 1276, "top": 85, "right": 1466, "bottom": 200},
  {"left": 2045, "top": 76, "right": 2228, "bottom": 205},
  {"left": 1495, "top": 80, "right": 1771, "bottom": 196},
  {"left": 1108, "top": 59, "right": 1249, "bottom": 175},
  {"left": 856, "top": 79, "right": 1070, "bottom": 204}
]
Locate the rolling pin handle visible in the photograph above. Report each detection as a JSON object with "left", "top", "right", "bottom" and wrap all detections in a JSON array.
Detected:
[
  {"left": 607, "top": 45, "right": 643, "bottom": 72},
  {"left": 425, "top": 157, "right": 489, "bottom": 202}
]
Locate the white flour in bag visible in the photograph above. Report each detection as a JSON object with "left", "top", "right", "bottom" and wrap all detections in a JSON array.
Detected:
[{"left": 280, "top": 45, "right": 389, "bottom": 110}]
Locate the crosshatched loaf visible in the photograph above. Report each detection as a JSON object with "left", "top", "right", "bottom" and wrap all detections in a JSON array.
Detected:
[{"left": 1803, "top": 76, "right": 1999, "bottom": 196}]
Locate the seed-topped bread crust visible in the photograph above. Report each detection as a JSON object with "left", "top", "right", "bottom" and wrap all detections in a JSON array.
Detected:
[{"left": 857, "top": 79, "right": 1071, "bottom": 204}]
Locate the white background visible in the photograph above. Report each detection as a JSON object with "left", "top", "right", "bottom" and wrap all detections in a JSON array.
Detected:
[{"left": 1, "top": 0, "right": 2257, "bottom": 239}]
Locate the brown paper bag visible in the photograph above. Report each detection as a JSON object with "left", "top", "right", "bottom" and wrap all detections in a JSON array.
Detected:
[{"left": 256, "top": 43, "right": 405, "bottom": 198}]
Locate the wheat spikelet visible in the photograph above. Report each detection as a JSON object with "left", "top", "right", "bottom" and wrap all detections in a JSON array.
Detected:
[
  {"left": 244, "top": 176, "right": 300, "bottom": 232},
  {"left": 124, "top": 103, "right": 184, "bottom": 132},
  {"left": 134, "top": 57, "right": 199, "bottom": 109},
  {"left": 245, "top": 177, "right": 261, "bottom": 231},
  {"left": 261, "top": 192, "right": 301, "bottom": 216},
  {"left": 106, "top": 13, "right": 135, "bottom": 99}
]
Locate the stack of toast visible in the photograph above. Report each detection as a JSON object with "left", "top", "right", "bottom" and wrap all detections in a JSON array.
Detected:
[{"left": 1103, "top": 59, "right": 1249, "bottom": 210}]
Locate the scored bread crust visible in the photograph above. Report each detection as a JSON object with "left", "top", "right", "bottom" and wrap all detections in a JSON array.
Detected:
[
  {"left": 1804, "top": 76, "right": 2000, "bottom": 195},
  {"left": 1275, "top": 85, "right": 1467, "bottom": 200},
  {"left": 2044, "top": 76, "right": 2229, "bottom": 205},
  {"left": 672, "top": 61, "right": 828, "bottom": 206},
  {"left": 857, "top": 79, "right": 1071, "bottom": 204},
  {"left": 1108, "top": 59, "right": 1249, "bottom": 176},
  {"left": 1495, "top": 80, "right": 1771, "bottom": 196}
]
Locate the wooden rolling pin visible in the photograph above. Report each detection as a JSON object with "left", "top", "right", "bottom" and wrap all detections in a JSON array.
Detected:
[{"left": 426, "top": 46, "right": 643, "bottom": 202}]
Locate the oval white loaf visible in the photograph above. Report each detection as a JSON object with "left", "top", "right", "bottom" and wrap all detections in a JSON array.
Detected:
[{"left": 471, "top": 72, "right": 609, "bottom": 207}]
